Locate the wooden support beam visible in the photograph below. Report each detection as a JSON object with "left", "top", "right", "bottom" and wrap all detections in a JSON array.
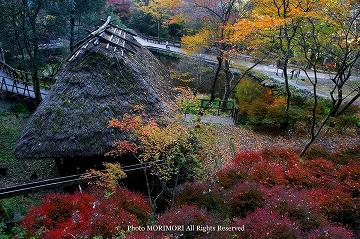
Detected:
[
  {"left": 100, "top": 19, "right": 137, "bottom": 36},
  {"left": 97, "top": 36, "right": 136, "bottom": 55},
  {"left": 104, "top": 29, "right": 141, "bottom": 48}
]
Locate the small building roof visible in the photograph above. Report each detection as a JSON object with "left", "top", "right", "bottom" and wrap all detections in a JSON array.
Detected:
[{"left": 14, "top": 17, "right": 175, "bottom": 159}]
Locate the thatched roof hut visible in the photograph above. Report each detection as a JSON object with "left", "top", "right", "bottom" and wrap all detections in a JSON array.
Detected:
[{"left": 14, "top": 17, "right": 175, "bottom": 159}]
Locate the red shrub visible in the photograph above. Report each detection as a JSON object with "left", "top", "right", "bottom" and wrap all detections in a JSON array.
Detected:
[
  {"left": 104, "top": 187, "right": 152, "bottom": 225},
  {"left": 261, "top": 148, "right": 300, "bottom": 166},
  {"left": 217, "top": 164, "right": 249, "bottom": 188},
  {"left": 230, "top": 208, "right": 302, "bottom": 239},
  {"left": 218, "top": 149, "right": 290, "bottom": 188},
  {"left": 265, "top": 187, "right": 328, "bottom": 232},
  {"left": 158, "top": 205, "right": 214, "bottom": 227},
  {"left": 303, "top": 159, "right": 337, "bottom": 188},
  {"left": 227, "top": 182, "right": 266, "bottom": 217},
  {"left": 286, "top": 163, "right": 314, "bottom": 188},
  {"left": 307, "top": 226, "right": 354, "bottom": 239},
  {"left": 303, "top": 187, "right": 359, "bottom": 227},
  {"left": 174, "top": 182, "right": 227, "bottom": 215},
  {"left": 233, "top": 150, "right": 263, "bottom": 166},
  {"left": 157, "top": 205, "right": 218, "bottom": 239},
  {"left": 22, "top": 188, "right": 151, "bottom": 238},
  {"left": 251, "top": 160, "right": 288, "bottom": 185},
  {"left": 337, "top": 162, "right": 360, "bottom": 195},
  {"left": 22, "top": 193, "right": 95, "bottom": 238}
]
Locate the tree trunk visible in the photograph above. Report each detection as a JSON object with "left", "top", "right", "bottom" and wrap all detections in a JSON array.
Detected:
[
  {"left": 70, "top": 12, "right": 75, "bottom": 52},
  {"left": 32, "top": 70, "right": 41, "bottom": 104},
  {"left": 221, "top": 59, "right": 231, "bottom": 110},
  {"left": 283, "top": 61, "right": 291, "bottom": 113},
  {"left": 210, "top": 56, "right": 223, "bottom": 102},
  {"left": 331, "top": 83, "right": 343, "bottom": 116},
  {"left": 157, "top": 20, "right": 161, "bottom": 44}
]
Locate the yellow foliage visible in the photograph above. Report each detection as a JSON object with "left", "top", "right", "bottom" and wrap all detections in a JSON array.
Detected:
[
  {"left": 140, "top": 0, "right": 182, "bottom": 21},
  {"left": 181, "top": 29, "right": 211, "bottom": 54},
  {"left": 86, "top": 163, "right": 127, "bottom": 192}
]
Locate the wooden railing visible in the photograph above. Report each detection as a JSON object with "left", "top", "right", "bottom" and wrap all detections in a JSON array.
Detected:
[
  {"left": 0, "top": 60, "right": 31, "bottom": 84},
  {"left": 0, "top": 60, "right": 55, "bottom": 99},
  {"left": 139, "top": 33, "right": 182, "bottom": 48},
  {"left": 0, "top": 75, "right": 47, "bottom": 98}
]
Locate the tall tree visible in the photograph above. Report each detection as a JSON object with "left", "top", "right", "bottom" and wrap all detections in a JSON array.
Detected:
[
  {"left": 181, "top": 0, "right": 250, "bottom": 103},
  {"left": 252, "top": 0, "right": 305, "bottom": 112},
  {"left": 139, "top": 0, "right": 182, "bottom": 43},
  {"left": 293, "top": 0, "right": 360, "bottom": 156}
]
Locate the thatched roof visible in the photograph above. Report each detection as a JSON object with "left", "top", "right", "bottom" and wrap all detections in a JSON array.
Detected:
[{"left": 14, "top": 18, "right": 175, "bottom": 159}]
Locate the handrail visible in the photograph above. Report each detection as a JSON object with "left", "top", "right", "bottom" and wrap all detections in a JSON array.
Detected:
[
  {"left": 138, "top": 33, "right": 182, "bottom": 47},
  {"left": 0, "top": 60, "right": 55, "bottom": 84},
  {"left": 0, "top": 60, "right": 31, "bottom": 83}
]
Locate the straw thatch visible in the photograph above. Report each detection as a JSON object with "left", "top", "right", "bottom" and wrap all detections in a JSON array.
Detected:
[{"left": 14, "top": 19, "right": 175, "bottom": 159}]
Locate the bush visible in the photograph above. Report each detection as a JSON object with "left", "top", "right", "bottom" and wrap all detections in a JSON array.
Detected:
[
  {"left": 303, "top": 159, "right": 337, "bottom": 188},
  {"left": 265, "top": 187, "right": 328, "bottom": 232},
  {"left": 21, "top": 188, "right": 152, "bottom": 238},
  {"left": 218, "top": 149, "right": 291, "bottom": 187},
  {"left": 303, "top": 187, "right": 359, "bottom": 228},
  {"left": 104, "top": 188, "right": 152, "bottom": 225},
  {"left": 233, "top": 79, "right": 293, "bottom": 130},
  {"left": 307, "top": 226, "right": 354, "bottom": 239},
  {"left": 228, "top": 182, "right": 266, "bottom": 217},
  {"left": 174, "top": 182, "right": 228, "bottom": 216},
  {"left": 337, "top": 161, "right": 360, "bottom": 196},
  {"left": 22, "top": 193, "right": 96, "bottom": 239},
  {"left": 230, "top": 208, "right": 302, "bottom": 239},
  {"left": 157, "top": 205, "right": 219, "bottom": 239},
  {"left": 217, "top": 164, "right": 249, "bottom": 189}
]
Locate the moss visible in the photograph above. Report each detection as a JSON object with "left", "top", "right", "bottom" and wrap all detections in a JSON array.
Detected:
[
  {"left": 0, "top": 111, "right": 30, "bottom": 163},
  {"left": 55, "top": 108, "right": 64, "bottom": 118}
]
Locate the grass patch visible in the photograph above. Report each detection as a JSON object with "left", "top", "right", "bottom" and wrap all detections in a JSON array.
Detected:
[{"left": 0, "top": 103, "right": 31, "bottom": 164}]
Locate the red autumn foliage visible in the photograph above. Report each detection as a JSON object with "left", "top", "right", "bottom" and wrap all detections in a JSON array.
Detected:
[
  {"left": 227, "top": 182, "right": 266, "bottom": 217},
  {"left": 303, "top": 159, "right": 337, "bottom": 188},
  {"left": 265, "top": 186, "right": 328, "bottom": 232},
  {"left": 22, "top": 193, "right": 95, "bottom": 239},
  {"left": 217, "top": 164, "right": 248, "bottom": 188},
  {"left": 20, "top": 147, "right": 358, "bottom": 238},
  {"left": 107, "top": 0, "right": 132, "bottom": 18},
  {"left": 302, "top": 187, "right": 359, "bottom": 227},
  {"left": 21, "top": 187, "right": 151, "bottom": 238},
  {"left": 307, "top": 226, "right": 354, "bottom": 239},
  {"left": 104, "top": 187, "right": 152, "bottom": 225},
  {"left": 214, "top": 148, "right": 358, "bottom": 233},
  {"left": 337, "top": 161, "right": 360, "bottom": 195},
  {"left": 230, "top": 208, "right": 302, "bottom": 239},
  {"left": 174, "top": 182, "right": 227, "bottom": 214},
  {"left": 157, "top": 205, "right": 219, "bottom": 239}
]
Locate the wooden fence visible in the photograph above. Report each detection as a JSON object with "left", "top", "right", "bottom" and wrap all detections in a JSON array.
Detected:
[
  {"left": 139, "top": 34, "right": 182, "bottom": 48},
  {"left": 0, "top": 60, "right": 54, "bottom": 99}
]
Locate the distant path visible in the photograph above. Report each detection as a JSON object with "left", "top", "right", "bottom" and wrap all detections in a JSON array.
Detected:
[
  {"left": 135, "top": 36, "right": 359, "bottom": 101},
  {"left": 183, "top": 114, "right": 235, "bottom": 126}
]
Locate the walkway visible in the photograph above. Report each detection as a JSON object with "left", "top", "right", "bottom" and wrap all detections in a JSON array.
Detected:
[
  {"left": 135, "top": 36, "right": 359, "bottom": 100},
  {"left": 0, "top": 62, "right": 48, "bottom": 99},
  {"left": 183, "top": 114, "right": 235, "bottom": 126}
]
